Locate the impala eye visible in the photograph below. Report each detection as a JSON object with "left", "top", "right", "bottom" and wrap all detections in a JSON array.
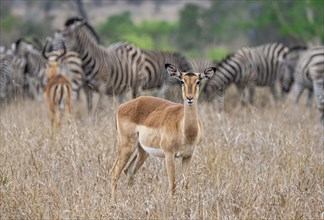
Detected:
[
  {"left": 196, "top": 81, "right": 200, "bottom": 86},
  {"left": 180, "top": 80, "right": 185, "bottom": 85}
]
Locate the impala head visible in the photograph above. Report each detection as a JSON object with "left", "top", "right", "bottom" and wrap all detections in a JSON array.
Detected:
[
  {"left": 165, "top": 63, "right": 215, "bottom": 105},
  {"left": 43, "top": 38, "right": 66, "bottom": 79}
]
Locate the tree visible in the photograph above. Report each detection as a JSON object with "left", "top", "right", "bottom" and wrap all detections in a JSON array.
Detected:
[
  {"left": 176, "top": 3, "right": 204, "bottom": 51},
  {"left": 248, "top": 0, "right": 323, "bottom": 45}
]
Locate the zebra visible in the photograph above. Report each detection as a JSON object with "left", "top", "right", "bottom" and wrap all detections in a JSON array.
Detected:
[
  {"left": 108, "top": 41, "right": 146, "bottom": 101},
  {"left": 43, "top": 37, "right": 84, "bottom": 101},
  {"left": 14, "top": 38, "right": 47, "bottom": 100},
  {"left": 0, "top": 54, "right": 26, "bottom": 106},
  {"left": 280, "top": 45, "right": 308, "bottom": 96},
  {"left": 58, "top": 17, "right": 145, "bottom": 117},
  {"left": 292, "top": 46, "right": 324, "bottom": 126},
  {"left": 139, "top": 49, "right": 191, "bottom": 99},
  {"left": 201, "top": 42, "right": 290, "bottom": 109}
]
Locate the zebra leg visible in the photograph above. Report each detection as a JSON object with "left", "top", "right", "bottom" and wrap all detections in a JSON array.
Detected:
[
  {"left": 293, "top": 82, "right": 305, "bottom": 104},
  {"left": 158, "top": 83, "right": 169, "bottom": 99},
  {"left": 248, "top": 86, "right": 255, "bottom": 105},
  {"left": 313, "top": 79, "right": 324, "bottom": 126},
  {"left": 236, "top": 84, "right": 247, "bottom": 106},
  {"left": 215, "top": 91, "right": 225, "bottom": 111},
  {"left": 118, "top": 94, "right": 126, "bottom": 104},
  {"left": 94, "top": 91, "right": 106, "bottom": 119},
  {"left": 306, "top": 89, "right": 314, "bottom": 108},
  {"left": 270, "top": 84, "right": 280, "bottom": 102},
  {"left": 83, "top": 85, "right": 93, "bottom": 119},
  {"left": 132, "top": 80, "right": 141, "bottom": 99}
]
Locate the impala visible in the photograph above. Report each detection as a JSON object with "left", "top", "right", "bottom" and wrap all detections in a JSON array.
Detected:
[
  {"left": 110, "top": 63, "right": 215, "bottom": 202},
  {"left": 43, "top": 40, "right": 72, "bottom": 136}
]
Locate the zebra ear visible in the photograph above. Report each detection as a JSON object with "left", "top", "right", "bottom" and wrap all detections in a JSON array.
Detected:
[
  {"left": 69, "top": 20, "right": 86, "bottom": 31},
  {"left": 165, "top": 63, "right": 181, "bottom": 79},
  {"left": 200, "top": 67, "right": 216, "bottom": 80}
]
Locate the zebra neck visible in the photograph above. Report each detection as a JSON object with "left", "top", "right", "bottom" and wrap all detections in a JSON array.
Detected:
[{"left": 75, "top": 28, "right": 104, "bottom": 60}]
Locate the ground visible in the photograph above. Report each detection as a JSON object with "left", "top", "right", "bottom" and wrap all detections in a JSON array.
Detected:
[{"left": 0, "top": 87, "right": 323, "bottom": 219}]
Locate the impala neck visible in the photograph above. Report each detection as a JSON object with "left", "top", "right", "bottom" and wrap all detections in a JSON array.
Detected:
[{"left": 183, "top": 101, "right": 199, "bottom": 143}]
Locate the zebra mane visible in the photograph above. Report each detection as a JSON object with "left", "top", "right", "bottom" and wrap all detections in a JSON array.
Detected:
[
  {"left": 64, "top": 17, "right": 101, "bottom": 44},
  {"left": 64, "top": 17, "right": 83, "bottom": 27},
  {"left": 289, "top": 45, "right": 308, "bottom": 52},
  {"left": 171, "top": 52, "right": 191, "bottom": 72},
  {"left": 15, "top": 38, "right": 30, "bottom": 47},
  {"left": 14, "top": 38, "right": 34, "bottom": 53},
  {"left": 31, "top": 37, "right": 43, "bottom": 51},
  {"left": 283, "top": 45, "right": 308, "bottom": 59}
]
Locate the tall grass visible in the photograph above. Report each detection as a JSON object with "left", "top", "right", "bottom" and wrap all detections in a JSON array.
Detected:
[{"left": 0, "top": 89, "right": 323, "bottom": 219}]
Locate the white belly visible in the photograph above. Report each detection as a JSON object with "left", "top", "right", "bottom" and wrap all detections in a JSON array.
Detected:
[{"left": 140, "top": 141, "right": 165, "bottom": 158}]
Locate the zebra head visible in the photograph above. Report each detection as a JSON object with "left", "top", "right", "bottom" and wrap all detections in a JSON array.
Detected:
[
  {"left": 280, "top": 45, "right": 308, "bottom": 94},
  {"left": 14, "top": 38, "right": 34, "bottom": 56},
  {"left": 60, "top": 17, "right": 101, "bottom": 51}
]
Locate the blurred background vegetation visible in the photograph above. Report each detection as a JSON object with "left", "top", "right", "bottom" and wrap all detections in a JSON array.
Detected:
[{"left": 1, "top": 0, "right": 323, "bottom": 60}]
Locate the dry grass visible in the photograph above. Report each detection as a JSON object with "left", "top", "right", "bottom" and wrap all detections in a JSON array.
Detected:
[{"left": 0, "top": 88, "right": 323, "bottom": 219}]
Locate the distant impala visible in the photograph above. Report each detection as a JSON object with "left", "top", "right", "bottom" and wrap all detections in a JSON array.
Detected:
[{"left": 43, "top": 40, "right": 72, "bottom": 136}]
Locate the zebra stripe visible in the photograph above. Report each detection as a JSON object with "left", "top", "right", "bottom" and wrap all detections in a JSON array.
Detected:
[
  {"left": 14, "top": 38, "right": 47, "bottom": 100},
  {"left": 292, "top": 46, "right": 324, "bottom": 126},
  {"left": 202, "top": 43, "right": 289, "bottom": 109},
  {"left": 60, "top": 18, "right": 144, "bottom": 116},
  {"left": 0, "top": 55, "right": 26, "bottom": 105},
  {"left": 280, "top": 45, "right": 308, "bottom": 94},
  {"left": 140, "top": 49, "right": 190, "bottom": 98},
  {"left": 44, "top": 47, "right": 84, "bottom": 101}
]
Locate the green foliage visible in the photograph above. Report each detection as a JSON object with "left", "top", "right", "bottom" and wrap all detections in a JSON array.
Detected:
[
  {"left": 97, "top": 12, "right": 177, "bottom": 50},
  {"left": 97, "top": 11, "right": 135, "bottom": 44},
  {"left": 136, "top": 20, "right": 177, "bottom": 50},
  {"left": 2, "top": 1, "right": 322, "bottom": 57},
  {"left": 176, "top": 3, "right": 203, "bottom": 51},
  {"left": 0, "top": 8, "right": 53, "bottom": 46},
  {"left": 248, "top": 0, "right": 324, "bottom": 44},
  {"left": 0, "top": 13, "right": 23, "bottom": 31},
  {"left": 206, "top": 47, "right": 230, "bottom": 61},
  {"left": 121, "top": 33, "right": 154, "bottom": 49}
]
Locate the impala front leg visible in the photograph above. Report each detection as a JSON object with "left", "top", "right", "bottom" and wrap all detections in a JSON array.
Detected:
[
  {"left": 182, "top": 155, "right": 192, "bottom": 190},
  {"left": 165, "top": 151, "right": 176, "bottom": 196}
]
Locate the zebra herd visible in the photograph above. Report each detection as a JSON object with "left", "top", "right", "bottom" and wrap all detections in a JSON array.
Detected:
[{"left": 0, "top": 17, "right": 323, "bottom": 126}]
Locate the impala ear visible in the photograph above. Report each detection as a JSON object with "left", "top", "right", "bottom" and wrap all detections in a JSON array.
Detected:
[
  {"left": 200, "top": 67, "right": 216, "bottom": 80},
  {"left": 165, "top": 63, "right": 181, "bottom": 79}
]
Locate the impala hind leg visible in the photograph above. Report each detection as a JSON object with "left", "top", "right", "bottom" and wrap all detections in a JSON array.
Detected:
[
  {"left": 110, "top": 136, "right": 136, "bottom": 203},
  {"left": 50, "top": 105, "right": 57, "bottom": 137},
  {"left": 126, "top": 141, "right": 149, "bottom": 186},
  {"left": 123, "top": 151, "right": 137, "bottom": 175}
]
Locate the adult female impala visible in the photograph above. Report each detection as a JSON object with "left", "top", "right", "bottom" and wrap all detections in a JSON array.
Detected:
[{"left": 110, "top": 63, "right": 215, "bottom": 202}]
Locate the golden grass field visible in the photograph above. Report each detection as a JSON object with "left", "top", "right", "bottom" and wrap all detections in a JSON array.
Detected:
[{"left": 0, "top": 87, "right": 323, "bottom": 219}]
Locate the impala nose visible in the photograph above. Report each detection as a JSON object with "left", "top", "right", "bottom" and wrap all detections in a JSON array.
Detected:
[{"left": 186, "top": 98, "right": 194, "bottom": 105}]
